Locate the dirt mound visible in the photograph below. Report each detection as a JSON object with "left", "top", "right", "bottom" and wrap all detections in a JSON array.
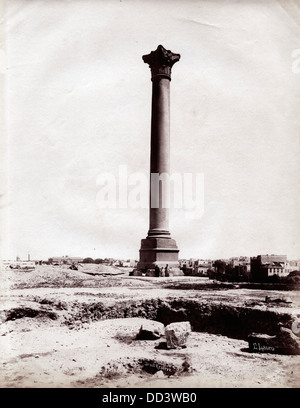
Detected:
[{"left": 4, "top": 265, "right": 152, "bottom": 289}]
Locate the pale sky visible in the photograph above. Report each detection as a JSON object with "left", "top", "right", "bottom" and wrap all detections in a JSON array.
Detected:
[{"left": 1, "top": 0, "right": 300, "bottom": 261}]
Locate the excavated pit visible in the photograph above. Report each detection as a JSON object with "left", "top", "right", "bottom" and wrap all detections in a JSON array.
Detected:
[{"left": 14, "top": 296, "right": 294, "bottom": 341}]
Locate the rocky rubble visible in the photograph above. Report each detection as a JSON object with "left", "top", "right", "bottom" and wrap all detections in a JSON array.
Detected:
[{"left": 136, "top": 320, "right": 164, "bottom": 340}]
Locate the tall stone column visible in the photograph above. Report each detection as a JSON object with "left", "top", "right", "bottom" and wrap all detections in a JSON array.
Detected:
[{"left": 137, "top": 45, "right": 181, "bottom": 274}]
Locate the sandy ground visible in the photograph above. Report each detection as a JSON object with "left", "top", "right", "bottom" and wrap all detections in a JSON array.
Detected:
[{"left": 1, "top": 264, "right": 300, "bottom": 388}]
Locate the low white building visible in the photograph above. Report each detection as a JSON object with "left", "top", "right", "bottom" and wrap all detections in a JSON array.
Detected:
[{"left": 50, "top": 256, "right": 83, "bottom": 265}]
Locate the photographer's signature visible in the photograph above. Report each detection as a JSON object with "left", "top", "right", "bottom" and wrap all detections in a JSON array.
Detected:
[{"left": 252, "top": 343, "right": 275, "bottom": 352}]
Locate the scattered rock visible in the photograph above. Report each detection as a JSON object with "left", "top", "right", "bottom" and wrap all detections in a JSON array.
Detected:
[
  {"left": 0, "top": 311, "right": 7, "bottom": 324},
  {"left": 153, "top": 370, "right": 165, "bottom": 378},
  {"left": 165, "top": 321, "right": 191, "bottom": 349},
  {"left": 264, "top": 296, "right": 292, "bottom": 304},
  {"left": 136, "top": 320, "right": 164, "bottom": 340},
  {"left": 248, "top": 327, "right": 300, "bottom": 355}
]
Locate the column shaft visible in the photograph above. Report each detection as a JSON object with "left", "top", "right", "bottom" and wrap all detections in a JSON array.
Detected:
[{"left": 149, "top": 77, "right": 170, "bottom": 236}]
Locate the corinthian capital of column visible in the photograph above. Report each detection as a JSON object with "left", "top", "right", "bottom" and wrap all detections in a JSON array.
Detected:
[{"left": 142, "top": 44, "right": 180, "bottom": 81}]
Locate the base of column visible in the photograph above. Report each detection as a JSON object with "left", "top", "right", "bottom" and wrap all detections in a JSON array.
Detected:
[
  {"left": 146, "top": 229, "right": 171, "bottom": 238},
  {"left": 137, "top": 236, "right": 182, "bottom": 276}
]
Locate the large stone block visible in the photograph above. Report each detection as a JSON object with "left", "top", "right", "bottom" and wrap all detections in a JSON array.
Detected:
[
  {"left": 165, "top": 321, "right": 191, "bottom": 349},
  {"left": 248, "top": 327, "right": 300, "bottom": 355},
  {"left": 136, "top": 320, "right": 165, "bottom": 340}
]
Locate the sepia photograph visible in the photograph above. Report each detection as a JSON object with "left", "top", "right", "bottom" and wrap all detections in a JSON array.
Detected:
[{"left": 0, "top": 0, "right": 300, "bottom": 390}]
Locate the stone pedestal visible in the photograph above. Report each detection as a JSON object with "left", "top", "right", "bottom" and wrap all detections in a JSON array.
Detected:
[
  {"left": 138, "top": 238, "right": 179, "bottom": 270},
  {"left": 137, "top": 45, "right": 181, "bottom": 273}
]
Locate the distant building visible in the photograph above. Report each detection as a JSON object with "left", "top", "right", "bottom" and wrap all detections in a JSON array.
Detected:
[
  {"left": 286, "top": 260, "right": 300, "bottom": 273},
  {"left": 112, "top": 260, "right": 124, "bottom": 267},
  {"left": 179, "top": 258, "right": 213, "bottom": 276},
  {"left": 193, "top": 259, "right": 213, "bottom": 276},
  {"left": 230, "top": 257, "right": 251, "bottom": 275},
  {"left": 122, "top": 260, "right": 138, "bottom": 268},
  {"left": 49, "top": 256, "right": 83, "bottom": 265},
  {"left": 250, "top": 254, "right": 287, "bottom": 281}
]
